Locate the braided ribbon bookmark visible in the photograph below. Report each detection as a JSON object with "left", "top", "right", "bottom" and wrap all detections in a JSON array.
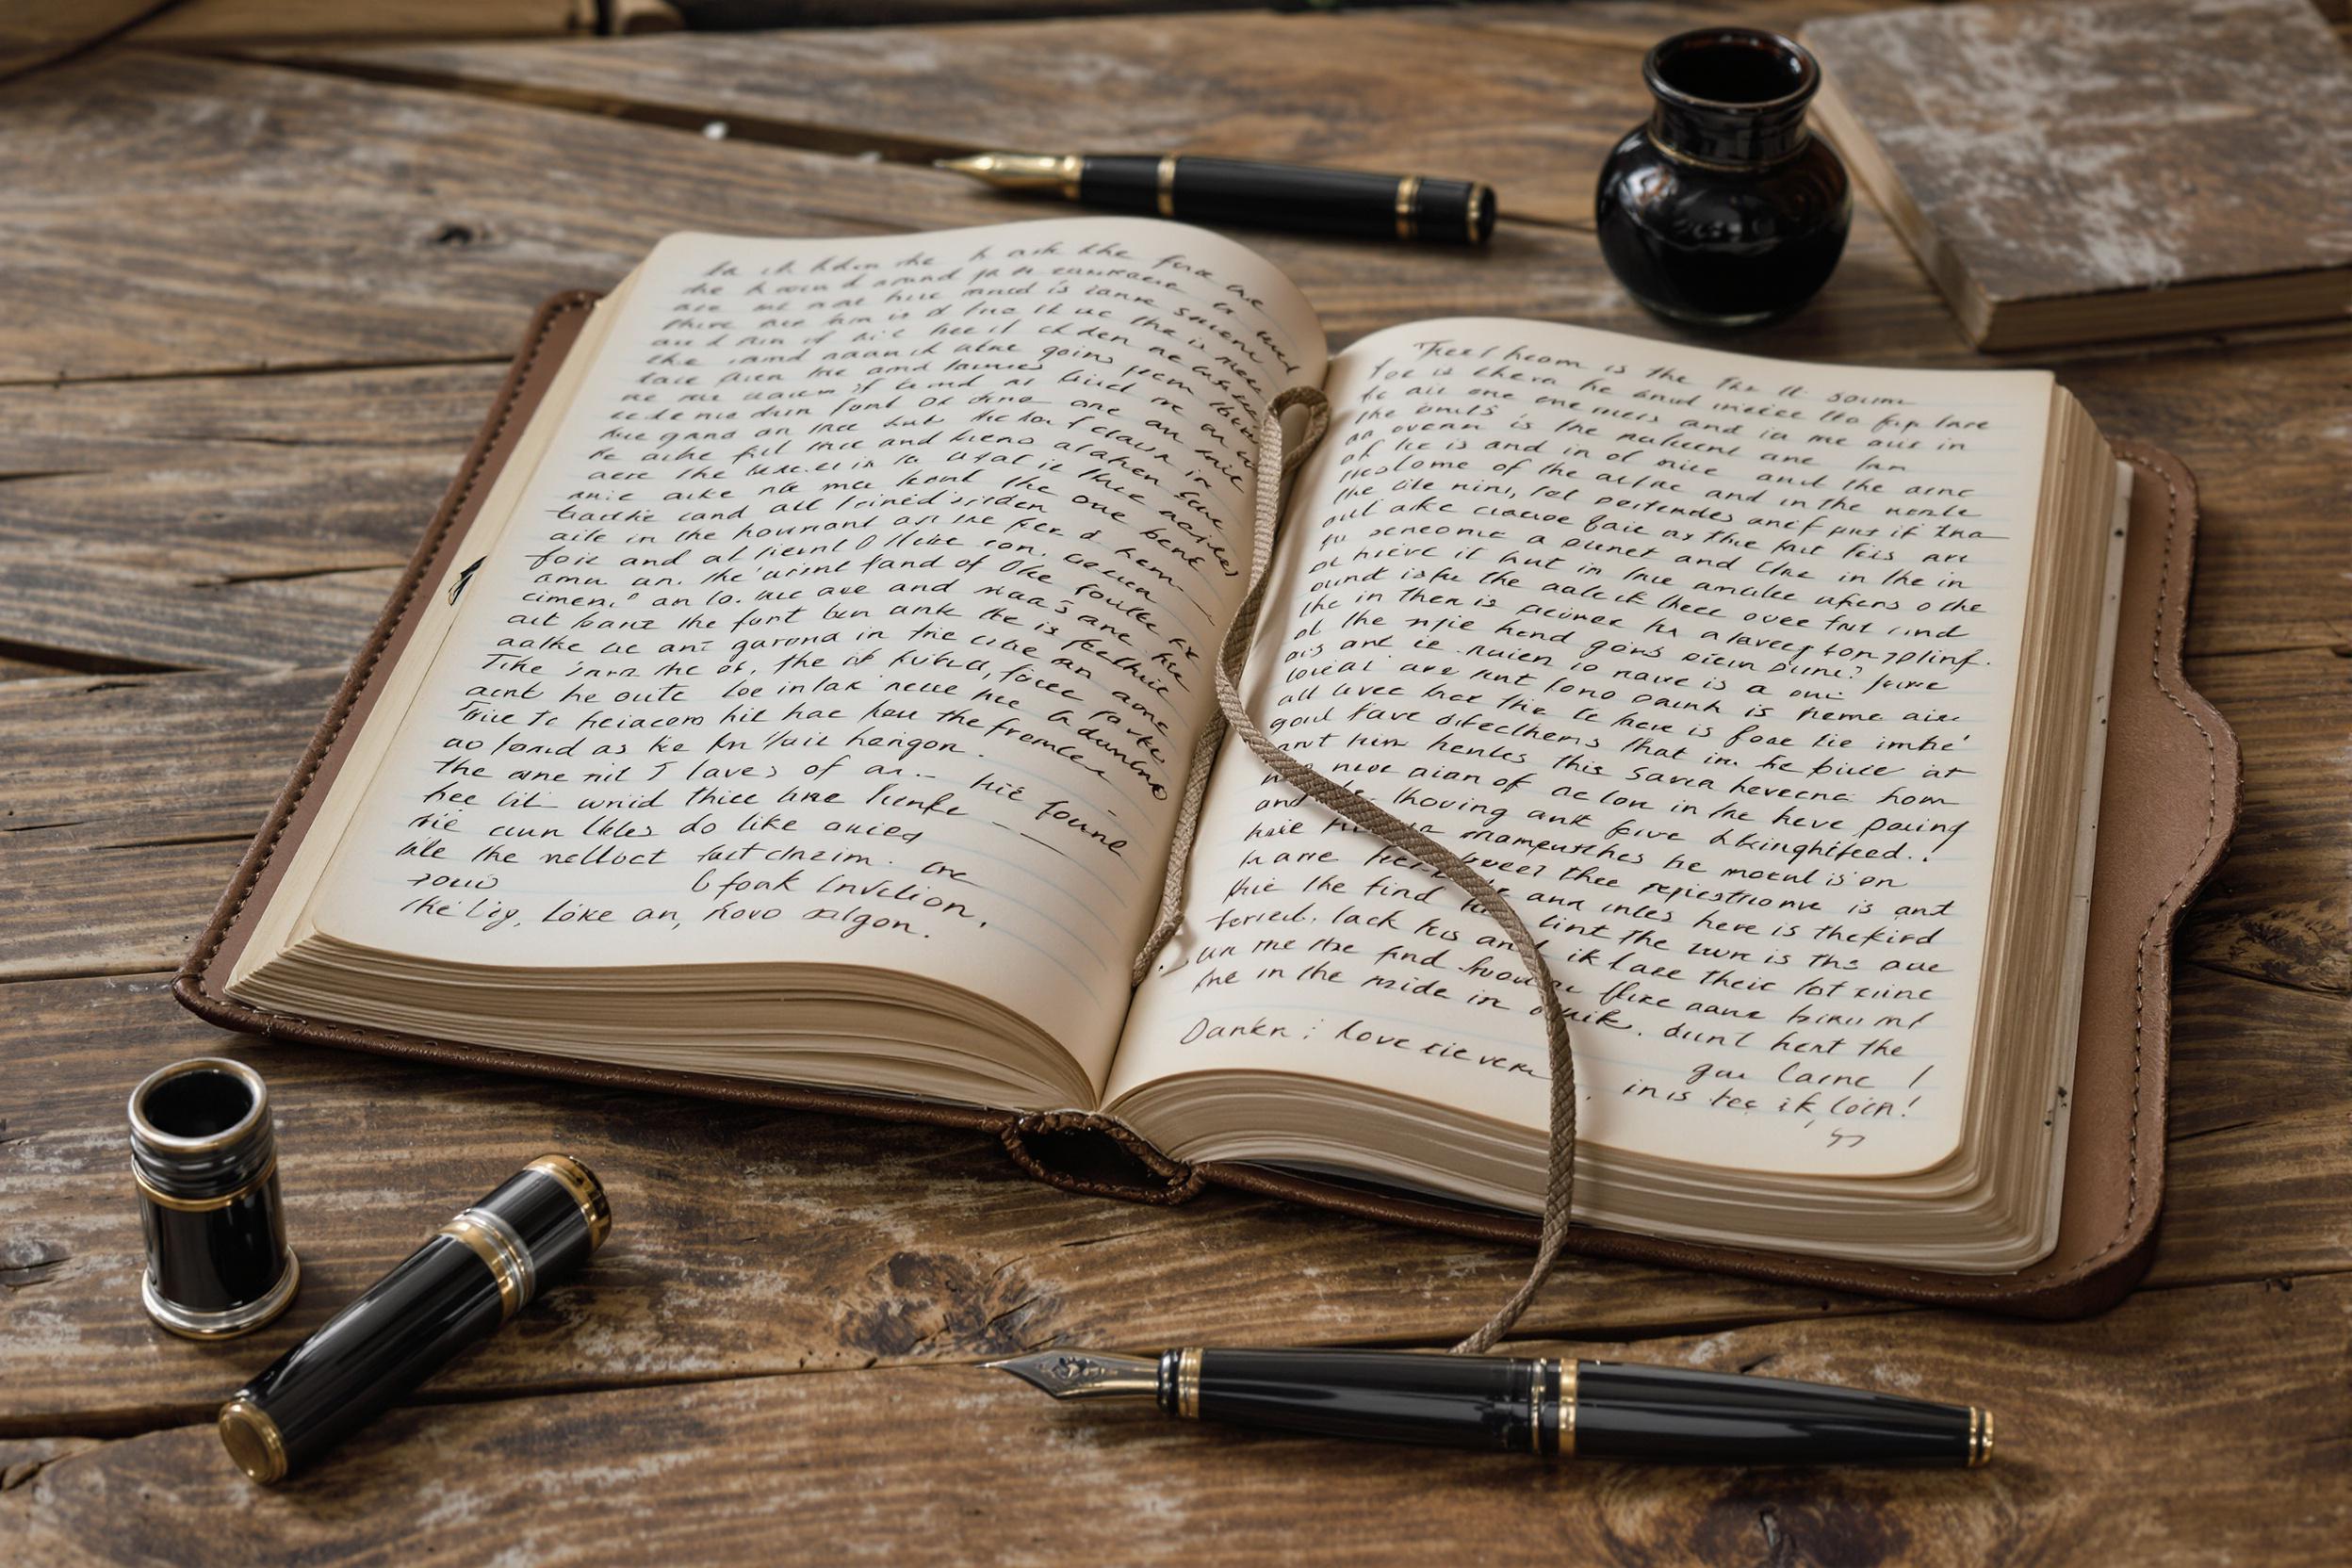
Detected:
[{"left": 1134, "top": 386, "right": 1579, "bottom": 1354}]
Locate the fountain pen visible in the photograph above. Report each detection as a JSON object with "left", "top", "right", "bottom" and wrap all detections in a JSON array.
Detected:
[
  {"left": 935, "top": 151, "right": 1496, "bottom": 246},
  {"left": 988, "top": 1348, "right": 1993, "bottom": 1467}
]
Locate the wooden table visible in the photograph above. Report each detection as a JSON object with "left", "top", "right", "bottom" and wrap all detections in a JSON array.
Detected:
[{"left": 2, "top": 4, "right": 2345, "bottom": 1561}]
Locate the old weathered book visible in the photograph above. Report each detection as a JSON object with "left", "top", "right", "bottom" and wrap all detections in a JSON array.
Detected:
[
  {"left": 179, "top": 220, "right": 2236, "bottom": 1315},
  {"left": 1805, "top": 0, "right": 2352, "bottom": 350}
]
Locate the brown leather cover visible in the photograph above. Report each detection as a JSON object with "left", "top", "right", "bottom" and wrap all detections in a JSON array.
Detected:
[{"left": 176, "top": 295, "right": 2242, "bottom": 1318}]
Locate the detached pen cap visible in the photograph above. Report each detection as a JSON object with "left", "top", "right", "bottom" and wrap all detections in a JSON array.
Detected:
[
  {"left": 128, "top": 1056, "right": 300, "bottom": 1339},
  {"left": 218, "top": 1153, "right": 611, "bottom": 1485}
]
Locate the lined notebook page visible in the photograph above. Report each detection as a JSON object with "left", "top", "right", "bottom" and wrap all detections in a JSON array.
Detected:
[
  {"left": 1112, "top": 318, "right": 2054, "bottom": 1176},
  {"left": 302, "top": 221, "right": 1324, "bottom": 1079}
]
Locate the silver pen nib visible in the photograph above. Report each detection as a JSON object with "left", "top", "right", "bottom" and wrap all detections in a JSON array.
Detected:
[{"left": 985, "top": 1349, "right": 1159, "bottom": 1400}]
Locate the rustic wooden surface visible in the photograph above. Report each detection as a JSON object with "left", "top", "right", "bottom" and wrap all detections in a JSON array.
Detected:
[{"left": 0, "top": 5, "right": 2344, "bottom": 1562}]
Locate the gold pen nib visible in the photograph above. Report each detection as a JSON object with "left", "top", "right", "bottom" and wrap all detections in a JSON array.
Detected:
[
  {"left": 985, "top": 1349, "right": 1159, "bottom": 1400},
  {"left": 934, "top": 151, "right": 1084, "bottom": 196}
]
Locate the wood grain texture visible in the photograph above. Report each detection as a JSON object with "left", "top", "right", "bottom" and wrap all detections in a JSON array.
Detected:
[
  {"left": 266, "top": 8, "right": 1908, "bottom": 237},
  {"left": 0, "top": 667, "right": 343, "bottom": 980},
  {"left": 267, "top": 5, "right": 2352, "bottom": 360},
  {"left": 1443, "top": 0, "right": 2352, "bottom": 49},
  {"left": 0, "top": 38, "right": 1986, "bottom": 384},
  {"left": 0, "top": 367, "right": 494, "bottom": 667},
  {"left": 2, "top": 1277, "right": 2344, "bottom": 1566},
  {"left": 2169, "top": 649, "right": 2352, "bottom": 996},
  {"left": 2056, "top": 335, "right": 2352, "bottom": 661},
  {"left": 0, "top": 1, "right": 172, "bottom": 80}
]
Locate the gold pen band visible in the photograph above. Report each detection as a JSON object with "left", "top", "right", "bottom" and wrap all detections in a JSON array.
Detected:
[
  {"left": 1527, "top": 1358, "right": 1575, "bottom": 1459},
  {"left": 1175, "top": 1347, "right": 1202, "bottom": 1418},
  {"left": 1968, "top": 1406, "right": 1996, "bottom": 1467},
  {"left": 526, "top": 1153, "right": 612, "bottom": 1250},
  {"left": 1156, "top": 154, "right": 1178, "bottom": 218},
  {"left": 1394, "top": 173, "right": 1420, "bottom": 240},
  {"left": 133, "top": 1154, "right": 276, "bottom": 1213},
  {"left": 438, "top": 1208, "right": 534, "bottom": 1320}
]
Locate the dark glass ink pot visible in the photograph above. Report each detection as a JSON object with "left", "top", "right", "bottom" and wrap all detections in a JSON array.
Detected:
[{"left": 1594, "top": 28, "right": 1851, "bottom": 328}]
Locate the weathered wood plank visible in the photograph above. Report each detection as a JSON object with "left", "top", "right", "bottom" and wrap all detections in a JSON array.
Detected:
[
  {"left": 0, "top": 362, "right": 510, "bottom": 470},
  {"left": 261, "top": 10, "right": 1902, "bottom": 232},
  {"left": 0, "top": 367, "right": 509, "bottom": 670},
  {"left": 270, "top": 0, "right": 2352, "bottom": 330},
  {"left": 0, "top": 654, "right": 76, "bottom": 682},
  {"left": 128, "top": 0, "right": 594, "bottom": 47},
  {"left": 3, "top": 1276, "right": 2344, "bottom": 1565},
  {"left": 0, "top": 51, "right": 945, "bottom": 382},
  {"left": 0, "top": 2, "right": 166, "bottom": 81},
  {"left": 0, "top": 560, "right": 406, "bottom": 675},
  {"left": 1, "top": 932, "right": 2340, "bottom": 1433},
  {"left": 1432, "top": 0, "right": 1908, "bottom": 46},
  {"left": 2060, "top": 335, "right": 2352, "bottom": 659},
  {"left": 0, "top": 666, "right": 345, "bottom": 979},
  {"left": 2171, "top": 648, "right": 2352, "bottom": 994},
  {"left": 1446, "top": 0, "right": 2352, "bottom": 41},
  {"left": 3, "top": 667, "right": 343, "bottom": 831},
  {"left": 7, "top": 16, "right": 2338, "bottom": 393},
  {"left": 0, "top": 44, "right": 1987, "bottom": 384}
]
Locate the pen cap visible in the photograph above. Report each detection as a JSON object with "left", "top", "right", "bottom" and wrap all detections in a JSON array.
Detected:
[
  {"left": 128, "top": 1057, "right": 299, "bottom": 1338},
  {"left": 218, "top": 1154, "right": 611, "bottom": 1485}
]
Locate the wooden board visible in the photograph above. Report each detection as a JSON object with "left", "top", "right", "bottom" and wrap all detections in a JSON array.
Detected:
[
  {"left": 3, "top": 1278, "right": 2344, "bottom": 1564},
  {"left": 0, "top": 41, "right": 1984, "bottom": 384}
]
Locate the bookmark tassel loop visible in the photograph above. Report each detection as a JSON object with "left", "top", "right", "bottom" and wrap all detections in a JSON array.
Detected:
[{"left": 1136, "top": 386, "right": 1579, "bottom": 1355}]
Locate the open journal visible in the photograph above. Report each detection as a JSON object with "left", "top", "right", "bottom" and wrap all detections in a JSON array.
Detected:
[{"left": 183, "top": 220, "right": 2234, "bottom": 1301}]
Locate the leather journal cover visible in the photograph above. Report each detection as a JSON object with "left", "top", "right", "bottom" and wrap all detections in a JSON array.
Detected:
[{"left": 176, "top": 293, "right": 2243, "bottom": 1319}]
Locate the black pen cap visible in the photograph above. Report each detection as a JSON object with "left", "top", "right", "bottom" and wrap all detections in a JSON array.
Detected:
[
  {"left": 129, "top": 1057, "right": 300, "bottom": 1339},
  {"left": 218, "top": 1154, "right": 612, "bottom": 1485}
]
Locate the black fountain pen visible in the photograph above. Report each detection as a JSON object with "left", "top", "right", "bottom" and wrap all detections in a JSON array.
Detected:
[
  {"left": 936, "top": 151, "right": 1497, "bottom": 247},
  {"left": 988, "top": 1348, "right": 1993, "bottom": 1468}
]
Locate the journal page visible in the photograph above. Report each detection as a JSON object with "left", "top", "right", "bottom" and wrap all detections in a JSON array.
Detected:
[
  {"left": 1112, "top": 318, "right": 2055, "bottom": 1175},
  {"left": 288, "top": 220, "right": 1326, "bottom": 1082}
]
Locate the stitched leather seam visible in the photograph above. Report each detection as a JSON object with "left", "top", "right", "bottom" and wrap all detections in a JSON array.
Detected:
[
  {"left": 187, "top": 298, "right": 591, "bottom": 1004},
  {"left": 2081, "top": 453, "right": 2213, "bottom": 1273}
]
